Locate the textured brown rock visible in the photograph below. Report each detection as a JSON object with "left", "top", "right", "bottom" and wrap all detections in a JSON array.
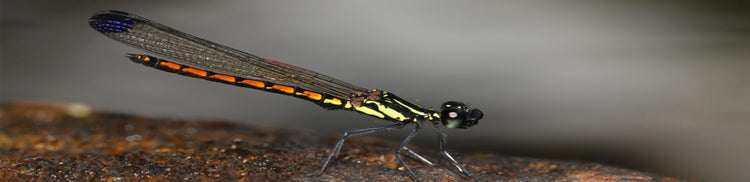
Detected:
[{"left": 0, "top": 101, "right": 686, "bottom": 181}]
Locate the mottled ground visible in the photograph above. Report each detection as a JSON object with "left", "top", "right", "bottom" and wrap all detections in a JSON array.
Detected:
[{"left": 0, "top": 102, "right": 685, "bottom": 181}]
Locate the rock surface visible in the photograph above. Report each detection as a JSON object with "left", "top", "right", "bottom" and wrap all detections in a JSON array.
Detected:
[{"left": 0, "top": 101, "right": 685, "bottom": 181}]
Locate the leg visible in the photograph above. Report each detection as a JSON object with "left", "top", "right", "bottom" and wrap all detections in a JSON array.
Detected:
[
  {"left": 317, "top": 123, "right": 405, "bottom": 175},
  {"left": 434, "top": 123, "right": 472, "bottom": 177},
  {"left": 403, "top": 147, "right": 434, "bottom": 166},
  {"left": 395, "top": 124, "right": 422, "bottom": 180}
]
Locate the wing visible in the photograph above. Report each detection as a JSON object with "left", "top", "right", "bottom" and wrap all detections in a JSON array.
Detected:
[{"left": 89, "top": 10, "right": 366, "bottom": 99}]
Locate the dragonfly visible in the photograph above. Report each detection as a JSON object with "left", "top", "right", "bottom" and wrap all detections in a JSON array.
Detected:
[{"left": 89, "top": 10, "right": 483, "bottom": 180}]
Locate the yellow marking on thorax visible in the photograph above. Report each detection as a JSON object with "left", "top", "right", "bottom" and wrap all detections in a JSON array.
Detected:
[
  {"left": 430, "top": 112, "right": 440, "bottom": 121},
  {"left": 392, "top": 99, "right": 427, "bottom": 116},
  {"left": 353, "top": 105, "right": 385, "bottom": 119},
  {"left": 364, "top": 100, "right": 408, "bottom": 121}
]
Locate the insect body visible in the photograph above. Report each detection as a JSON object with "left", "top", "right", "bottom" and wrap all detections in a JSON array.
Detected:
[{"left": 89, "top": 10, "right": 483, "bottom": 180}]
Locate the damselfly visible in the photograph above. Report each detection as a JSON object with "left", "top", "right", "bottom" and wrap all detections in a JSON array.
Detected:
[{"left": 89, "top": 10, "right": 483, "bottom": 180}]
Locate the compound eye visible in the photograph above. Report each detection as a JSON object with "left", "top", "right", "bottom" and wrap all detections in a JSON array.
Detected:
[
  {"left": 441, "top": 101, "right": 465, "bottom": 110},
  {"left": 440, "top": 108, "right": 466, "bottom": 128}
]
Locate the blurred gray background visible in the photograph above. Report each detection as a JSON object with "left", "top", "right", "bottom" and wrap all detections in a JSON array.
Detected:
[{"left": 2, "top": 0, "right": 749, "bottom": 181}]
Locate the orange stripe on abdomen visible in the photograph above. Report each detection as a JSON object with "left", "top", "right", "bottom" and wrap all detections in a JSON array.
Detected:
[{"left": 209, "top": 74, "right": 236, "bottom": 83}]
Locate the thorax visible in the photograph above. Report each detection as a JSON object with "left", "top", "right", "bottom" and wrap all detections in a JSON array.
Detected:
[{"left": 345, "top": 89, "right": 437, "bottom": 123}]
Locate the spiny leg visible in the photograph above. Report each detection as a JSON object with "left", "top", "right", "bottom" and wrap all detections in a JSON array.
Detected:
[
  {"left": 395, "top": 124, "right": 422, "bottom": 180},
  {"left": 318, "top": 123, "right": 405, "bottom": 175},
  {"left": 434, "top": 123, "right": 472, "bottom": 177},
  {"left": 403, "top": 147, "right": 434, "bottom": 166}
]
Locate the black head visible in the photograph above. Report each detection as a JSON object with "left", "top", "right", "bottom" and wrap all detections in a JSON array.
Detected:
[{"left": 439, "top": 101, "right": 483, "bottom": 129}]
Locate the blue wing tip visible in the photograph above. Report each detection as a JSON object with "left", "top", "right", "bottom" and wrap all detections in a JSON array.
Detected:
[{"left": 89, "top": 10, "right": 136, "bottom": 33}]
